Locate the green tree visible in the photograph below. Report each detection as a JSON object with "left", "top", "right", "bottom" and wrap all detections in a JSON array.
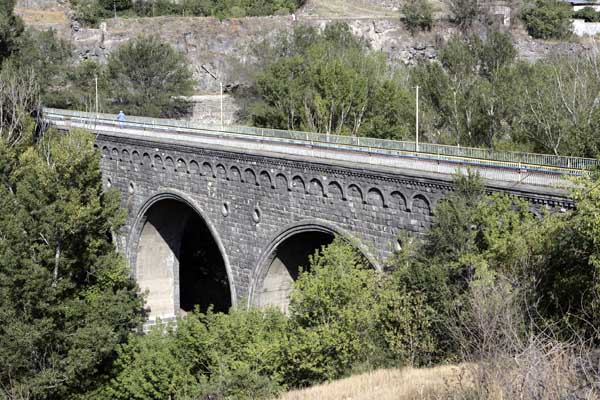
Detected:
[
  {"left": 107, "top": 35, "right": 194, "bottom": 118},
  {"left": 402, "top": 0, "right": 434, "bottom": 34},
  {"left": 0, "top": 129, "right": 143, "bottom": 398},
  {"left": 537, "top": 171, "right": 600, "bottom": 341},
  {"left": 283, "top": 237, "right": 434, "bottom": 385},
  {"left": 99, "top": 0, "right": 132, "bottom": 11},
  {"left": 106, "top": 307, "right": 288, "bottom": 399},
  {"left": 248, "top": 23, "right": 414, "bottom": 139},
  {"left": 521, "top": 0, "right": 572, "bottom": 39},
  {"left": 447, "top": 0, "right": 479, "bottom": 31},
  {"left": 0, "top": 0, "right": 24, "bottom": 63}
]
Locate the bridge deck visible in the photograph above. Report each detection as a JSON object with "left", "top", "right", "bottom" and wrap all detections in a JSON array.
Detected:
[{"left": 43, "top": 108, "right": 597, "bottom": 190}]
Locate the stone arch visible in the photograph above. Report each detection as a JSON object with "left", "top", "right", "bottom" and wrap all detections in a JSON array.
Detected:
[
  {"left": 202, "top": 161, "right": 215, "bottom": 178},
  {"left": 367, "top": 187, "right": 386, "bottom": 207},
  {"left": 259, "top": 170, "right": 274, "bottom": 188},
  {"left": 327, "top": 181, "right": 345, "bottom": 200},
  {"left": 189, "top": 160, "right": 200, "bottom": 175},
  {"left": 230, "top": 166, "right": 242, "bottom": 182},
  {"left": 307, "top": 178, "right": 327, "bottom": 197},
  {"left": 165, "top": 156, "right": 175, "bottom": 172},
  {"left": 410, "top": 193, "right": 433, "bottom": 216},
  {"left": 101, "top": 146, "right": 109, "bottom": 158},
  {"left": 142, "top": 153, "right": 151, "bottom": 166},
  {"left": 390, "top": 191, "right": 408, "bottom": 211},
  {"left": 216, "top": 164, "right": 228, "bottom": 180},
  {"left": 291, "top": 175, "right": 306, "bottom": 193},
  {"left": 275, "top": 173, "right": 289, "bottom": 192},
  {"left": 346, "top": 183, "right": 364, "bottom": 204},
  {"left": 154, "top": 154, "right": 163, "bottom": 169},
  {"left": 176, "top": 158, "right": 187, "bottom": 173},
  {"left": 93, "top": 144, "right": 99, "bottom": 151},
  {"left": 121, "top": 149, "right": 130, "bottom": 163},
  {"left": 245, "top": 168, "right": 258, "bottom": 186},
  {"left": 250, "top": 220, "right": 380, "bottom": 312},
  {"left": 132, "top": 151, "right": 141, "bottom": 165},
  {"left": 128, "top": 191, "right": 236, "bottom": 321},
  {"left": 111, "top": 147, "right": 119, "bottom": 160},
  {"left": 309, "top": 178, "right": 325, "bottom": 197}
]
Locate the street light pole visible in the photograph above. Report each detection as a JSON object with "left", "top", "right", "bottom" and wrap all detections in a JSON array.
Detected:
[
  {"left": 415, "top": 85, "right": 420, "bottom": 153},
  {"left": 95, "top": 74, "right": 99, "bottom": 117}
]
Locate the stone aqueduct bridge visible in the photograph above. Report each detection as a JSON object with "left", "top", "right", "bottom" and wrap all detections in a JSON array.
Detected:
[{"left": 45, "top": 109, "right": 594, "bottom": 323}]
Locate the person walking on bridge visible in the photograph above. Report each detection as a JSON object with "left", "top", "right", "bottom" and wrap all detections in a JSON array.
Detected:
[{"left": 117, "top": 110, "right": 126, "bottom": 128}]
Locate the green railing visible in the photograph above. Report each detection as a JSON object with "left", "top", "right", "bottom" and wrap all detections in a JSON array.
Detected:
[{"left": 43, "top": 108, "right": 599, "bottom": 171}]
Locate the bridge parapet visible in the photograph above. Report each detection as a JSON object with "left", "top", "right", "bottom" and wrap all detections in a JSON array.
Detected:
[{"left": 44, "top": 108, "right": 597, "bottom": 189}]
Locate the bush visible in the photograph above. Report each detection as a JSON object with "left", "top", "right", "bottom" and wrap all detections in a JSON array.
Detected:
[
  {"left": 105, "top": 307, "right": 288, "bottom": 399},
  {"left": 521, "top": 0, "right": 572, "bottom": 39},
  {"left": 98, "top": 0, "right": 131, "bottom": 11},
  {"left": 573, "top": 6, "right": 600, "bottom": 22},
  {"left": 106, "top": 35, "right": 194, "bottom": 117},
  {"left": 402, "top": 0, "right": 434, "bottom": 33},
  {"left": 447, "top": 0, "right": 479, "bottom": 31}
]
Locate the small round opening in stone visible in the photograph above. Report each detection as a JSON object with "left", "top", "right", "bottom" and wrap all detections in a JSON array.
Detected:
[{"left": 252, "top": 207, "right": 261, "bottom": 224}]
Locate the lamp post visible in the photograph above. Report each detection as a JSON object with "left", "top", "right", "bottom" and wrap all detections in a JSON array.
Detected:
[
  {"left": 415, "top": 85, "right": 420, "bottom": 153},
  {"left": 200, "top": 65, "right": 223, "bottom": 128},
  {"left": 94, "top": 74, "right": 99, "bottom": 117}
]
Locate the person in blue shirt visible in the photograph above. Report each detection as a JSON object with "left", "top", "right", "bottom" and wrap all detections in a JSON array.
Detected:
[{"left": 117, "top": 110, "right": 126, "bottom": 128}]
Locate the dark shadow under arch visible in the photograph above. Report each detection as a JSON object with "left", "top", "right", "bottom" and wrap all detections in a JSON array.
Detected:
[
  {"left": 253, "top": 230, "right": 334, "bottom": 313},
  {"left": 251, "top": 221, "right": 377, "bottom": 313},
  {"left": 135, "top": 198, "right": 232, "bottom": 319}
]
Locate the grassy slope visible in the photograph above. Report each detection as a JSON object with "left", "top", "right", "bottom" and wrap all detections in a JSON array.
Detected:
[{"left": 278, "top": 364, "right": 471, "bottom": 400}]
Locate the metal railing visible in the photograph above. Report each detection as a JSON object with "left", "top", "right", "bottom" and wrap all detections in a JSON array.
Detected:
[{"left": 43, "top": 107, "right": 599, "bottom": 174}]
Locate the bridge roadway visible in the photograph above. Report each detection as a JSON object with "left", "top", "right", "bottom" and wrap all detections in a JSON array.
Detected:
[{"left": 44, "top": 108, "right": 591, "bottom": 323}]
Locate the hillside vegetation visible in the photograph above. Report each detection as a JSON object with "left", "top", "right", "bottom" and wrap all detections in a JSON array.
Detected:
[{"left": 2, "top": 0, "right": 600, "bottom": 398}]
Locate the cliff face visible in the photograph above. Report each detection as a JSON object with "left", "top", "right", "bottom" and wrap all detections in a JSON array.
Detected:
[
  {"left": 70, "top": 16, "right": 448, "bottom": 92},
  {"left": 15, "top": 0, "right": 594, "bottom": 96}
]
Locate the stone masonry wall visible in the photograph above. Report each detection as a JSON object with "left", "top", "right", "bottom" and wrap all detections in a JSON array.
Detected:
[
  {"left": 95, "top": 133, "right": 572, "bottom": 308},
  {"left": 96, "top": 135, "right": 450, "bottom": 303}
]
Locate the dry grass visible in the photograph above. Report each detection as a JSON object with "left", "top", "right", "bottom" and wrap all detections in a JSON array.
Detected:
[
  {"left": 278, "top": 364, "right": 471, "bottom": 400},
  {"left": 14, "top": 8, "right": 68, "bottom": 24}
]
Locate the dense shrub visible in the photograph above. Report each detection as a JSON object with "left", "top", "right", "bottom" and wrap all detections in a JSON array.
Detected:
[
  {"left": 573, "top": 6, "right": 600, "bottom": 22},
  {"left": 402, "top": 0, "right": 434, "bottom": 33},
  {"left": 105, "top": 307, "right": 288, "bottom": 399},
  {"left": 521, "top": 0, "right": 572, "bottom": 39},
  {"left": 106, "top": 35, "right": 194, "bottom": 117}
]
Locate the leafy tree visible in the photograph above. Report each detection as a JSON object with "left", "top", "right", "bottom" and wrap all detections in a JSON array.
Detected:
[
  {"left": 248, "top": 23, "right": 414, "bottom": 139},
  {"left": 537, "top": 171, "right": 600, "bottom": 341},
  {"left": 573, "top": 6, "right": 600, "bottom": 22},
  {"left": 283, "top": 237, "right": 434, "bottom": 385},
  {"left": 447, "top": 0, "right": 479, "bottom": 31},
  {"left": 106, "top": 35, "right": 194, "bottom": 118},
  {"left": 402, "top": 0, "right": 434, "bottom": 34},
  {"left": 106, "top": 307, "right": 288, "bottom": 399},
  {"left": 0, "top": 0, "right": 24, "bottom": 64},
  {"left": 99, "top": 0, "right": 132, "bottom": 11},
  {"left": 0, "top": 129, "right": 143, "bottom": 398},
  {"left": 414, "top": 33, "right": 520, "bottom": 148},
  {"left": 512, "top": 54, "right": 600, "bottom": 156},
  {"left": 0, "top": 64, "right": 39, "bottom": 147},
  {"left": 390, "top": 171, "right": 542, "bottom": 360},
  {"left": 521, "top": 0, "right": 572, "bottom": 39}
]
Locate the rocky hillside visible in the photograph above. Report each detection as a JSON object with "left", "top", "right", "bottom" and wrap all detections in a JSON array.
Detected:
[{"left": 15, "top": 0, "right": 593, "bottom": 96}]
